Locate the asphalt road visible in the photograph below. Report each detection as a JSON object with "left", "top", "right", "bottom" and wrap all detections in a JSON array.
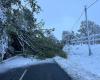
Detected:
[{"left": 0, "top": 63, "right": 72, "bottom": 80}]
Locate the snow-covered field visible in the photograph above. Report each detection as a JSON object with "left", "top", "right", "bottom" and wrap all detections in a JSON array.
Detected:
[
  {"left": 54, "top": 44, "right": 100, "bottom": 80},
  {"left": 66, "top": 44, "right": 100, "bottom": 76}
]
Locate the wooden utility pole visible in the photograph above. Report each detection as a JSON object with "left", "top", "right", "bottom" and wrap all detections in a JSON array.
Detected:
[{"left": 84, "top": 5, "right": 92, "bottom": 56}]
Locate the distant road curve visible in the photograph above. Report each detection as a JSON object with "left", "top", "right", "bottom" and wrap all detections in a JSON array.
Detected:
[{"left": 0, "top": 63, "right": 72, "bottom": 80}]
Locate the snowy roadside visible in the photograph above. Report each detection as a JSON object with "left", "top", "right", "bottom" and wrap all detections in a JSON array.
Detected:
[
  {"left": 53, "top": 44, "right": 100, "bottom": 80},
  {"left": 0, "top": 56, "right": 54, "bottom": 73},
  {"left": 54, "top": 56, "right": 100, "bottom": 80},
  {"left": 67, "top": 44, "right": 100, "bottom": 76}
]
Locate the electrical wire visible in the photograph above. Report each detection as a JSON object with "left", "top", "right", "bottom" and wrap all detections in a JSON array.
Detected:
[
  {"left": 71, "top": 9, "right": 84, "bottom": 31},
  {"left": 70, "top": 0, "right": 99, "bottom": 32},
  {"left": 87, "top": 0, "right": 99, "bottom": 9}
]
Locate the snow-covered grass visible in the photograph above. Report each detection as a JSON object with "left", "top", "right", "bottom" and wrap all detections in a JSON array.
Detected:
[
  {"left": 66, "top": 44, "right": 100, "bottom": 76},
  {"left": 54, "top": 44, "right": 100, "bottom": 80},
  {"left": 54, "top": 56, "right": 100, "bottom": 80},
  {"left": 0, "top": 56, "right": 54, "bottom": 73},
  {"left": 65, "top": 44, "right": 100, "bottom": 56}
]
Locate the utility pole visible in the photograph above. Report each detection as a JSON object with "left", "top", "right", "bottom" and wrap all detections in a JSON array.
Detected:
[{"left": 84, "top": 5, "right": 92, "bottom": 56}]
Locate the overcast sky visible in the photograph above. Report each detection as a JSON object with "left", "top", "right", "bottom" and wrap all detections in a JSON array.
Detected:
[{"left": 37, "top": 0, "right": 100, "bottom": 40}]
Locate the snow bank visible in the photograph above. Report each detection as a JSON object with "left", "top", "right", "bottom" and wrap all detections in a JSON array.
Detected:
[
  {"left": 57, "top": 44, "right": 100, "bottom": 80},
  {"left": 54, "top": 56, "right": 100, "bottom": 80},
  {"left": 0, "top": 56, "right": 54, "bottom": 73},
  {"left": 67, "top": 44, "right": 100, "bottom": 76}
]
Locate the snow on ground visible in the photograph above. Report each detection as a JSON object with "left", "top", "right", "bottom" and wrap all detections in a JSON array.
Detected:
[
  {"left": 64, "top": 44, "right": 100, "bottom": 56},
  {"left": 54, "top": 44, "right": 100, "bottom": 80},
  {"left": 54, "top": 56, "right": 100, "bottom": 80},
  {"left": 66, "top": 44, "right": 100, "bottom": 76},
  {"left": 0, "top": 56, "right": 54, "bottom": 73}
]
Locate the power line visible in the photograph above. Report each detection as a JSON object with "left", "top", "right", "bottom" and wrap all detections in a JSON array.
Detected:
[
  {"left": 71, "top": 9, "right": 84, "bottom": 31},
  {"left": 71, "top": 0, "right": 99, "bottom": 31},
  {"left": 87, "top": 0, "right": 99, "bottom": 9}
]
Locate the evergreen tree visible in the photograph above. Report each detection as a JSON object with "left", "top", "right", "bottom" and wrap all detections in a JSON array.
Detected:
[{"left": 0, "top": 0, "right": 66, "bottom": 59}]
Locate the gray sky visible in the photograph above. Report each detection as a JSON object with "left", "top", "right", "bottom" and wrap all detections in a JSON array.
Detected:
[{"left": 37, "top": 0, "right": 100, "bottom": 40}]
